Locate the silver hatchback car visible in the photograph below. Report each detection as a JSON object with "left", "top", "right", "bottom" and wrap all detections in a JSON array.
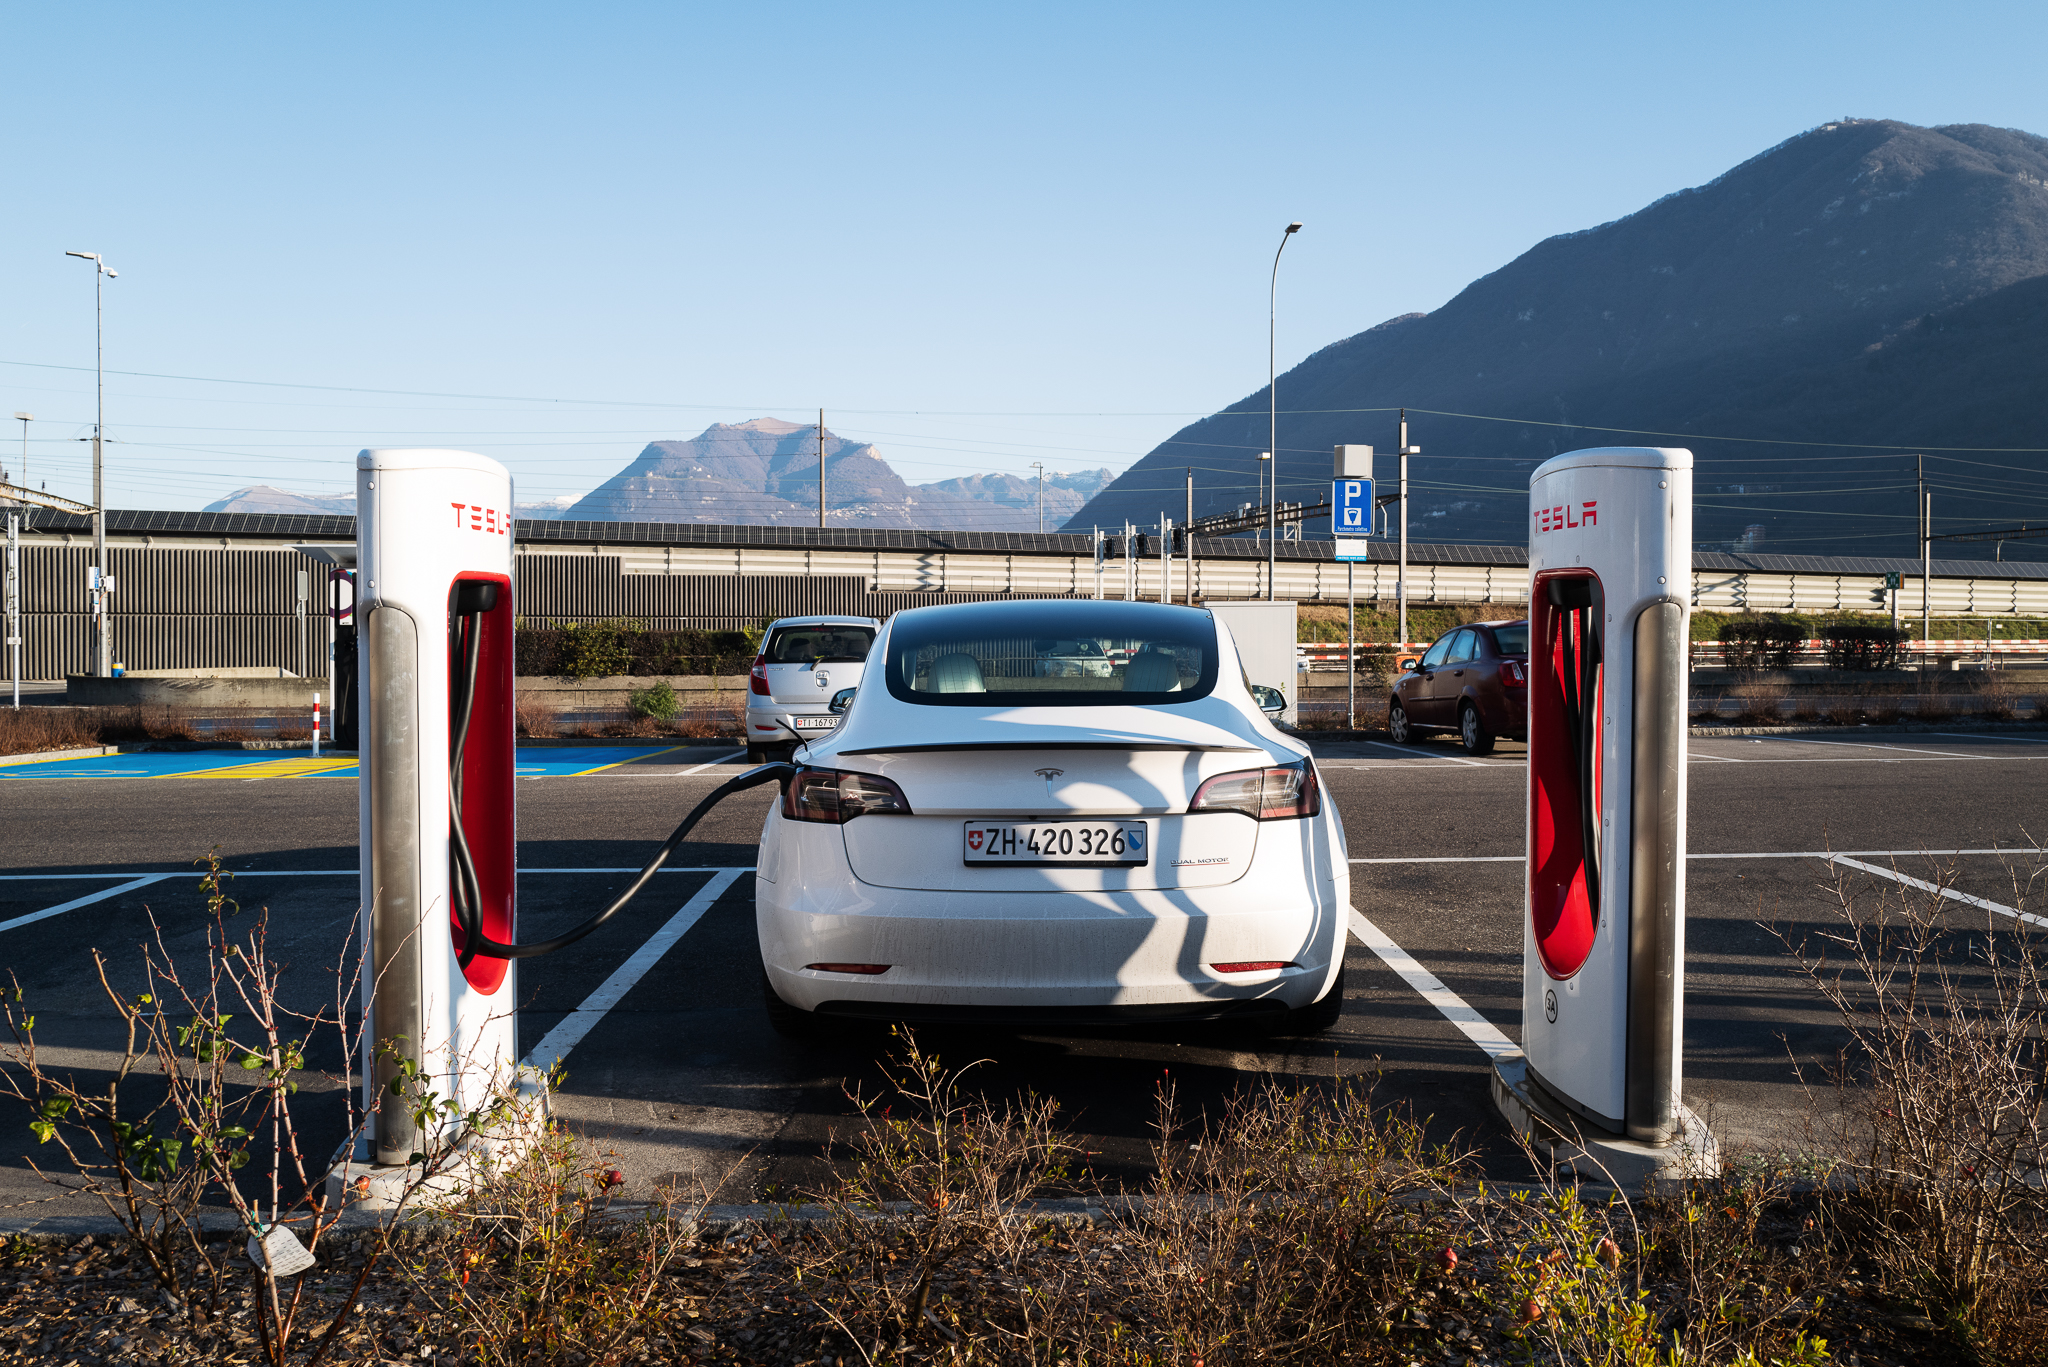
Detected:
[{"left": 745, "top": 615, "right": 881, "bottom": 762}]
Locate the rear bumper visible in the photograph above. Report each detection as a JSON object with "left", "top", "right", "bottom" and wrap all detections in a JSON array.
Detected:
[
  {"left": 755, "top": 809, "right": 1348, "bottom": 1016},
  {"left": 744, "top": 703, "right": 840, "bottom": 745}
]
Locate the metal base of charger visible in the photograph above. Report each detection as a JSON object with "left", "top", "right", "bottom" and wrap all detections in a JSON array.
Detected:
[
  {"left": 323, "top": 1065, "right": 551, "bottom": 1217},
  {"left": 1491, "top": 1050, "right": 1718, "bottom": 1187}
]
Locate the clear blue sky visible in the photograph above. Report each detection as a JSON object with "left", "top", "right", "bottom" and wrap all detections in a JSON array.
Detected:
[{"left": 6, "top": 2, "right": 2046, "bottom": 512}]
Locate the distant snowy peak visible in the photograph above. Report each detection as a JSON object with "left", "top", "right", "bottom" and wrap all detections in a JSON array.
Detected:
[
  {"left": 205, "top": 485, "right": 356, "bottom": 516},
  {"left": 205, "top": 486, "right": 578, "bottom": 520}
]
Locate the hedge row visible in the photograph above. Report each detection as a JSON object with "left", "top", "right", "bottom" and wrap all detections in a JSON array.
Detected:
[
  {"left": 514, "top": 622, "right": 754, "bottom": 680},
  {"left": 1716, "top": 619, "right": 1911, "bottom": 671}
]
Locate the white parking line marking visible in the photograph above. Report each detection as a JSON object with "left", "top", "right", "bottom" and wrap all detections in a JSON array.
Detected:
[
  {"left": 680, "top": 750, "right": 747, "bottom": 775},
  {"left": 1352, "top": 856, "right": 1523, "bottom": 864},
  {"left": 1931, "top": 731, "right": 2048, "bottom": 746},
  {"left": 1347, "top": 906, "right": 1518, "bottom": 1061},
  {"left": 1755, "top": 736, "right": 1990, "bottom": 760},
  {"left": 522, "top": 868, "right": 747, "bottom": 1068},
  {"left": 0, "top": 875, "right": 174, "bottom": 935},
  {"left": 1351, "top": 848, "right": 2045, "bottom": 865},
  {"left": 1829, "top": 855, "right": 2048, "bottom": 930},
  {"left": 0, "top": 867, "right": 759, "bottom": 881}
]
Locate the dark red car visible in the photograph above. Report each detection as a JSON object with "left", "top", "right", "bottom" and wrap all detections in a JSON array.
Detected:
[{"left": 1387, "top": 619, "right": 1529, "bottom": 754}]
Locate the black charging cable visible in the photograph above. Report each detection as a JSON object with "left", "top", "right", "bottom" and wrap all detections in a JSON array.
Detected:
[{"left": 444, "top": 591, "right": 792, "bottom": 966}]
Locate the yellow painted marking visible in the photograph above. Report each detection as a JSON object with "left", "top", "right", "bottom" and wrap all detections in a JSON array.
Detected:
[
  {"left": 567, "top": 745, "right": 690, "bottom": 776},
  {"left": 192, "top": 756, "right": 359, "bottom": 780}
]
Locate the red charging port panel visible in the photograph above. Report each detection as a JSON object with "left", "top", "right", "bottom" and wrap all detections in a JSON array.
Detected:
[
  {"left": 451, "top": 572, "right": 515, "bottom": 994},
  {"left": 1529, "top": 570, "right": 1602, "bottom": 980}
]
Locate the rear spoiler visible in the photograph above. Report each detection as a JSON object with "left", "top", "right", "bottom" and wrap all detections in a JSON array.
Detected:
[{"left": 836, "top": 741, "right": 1265, "bottom": 755}]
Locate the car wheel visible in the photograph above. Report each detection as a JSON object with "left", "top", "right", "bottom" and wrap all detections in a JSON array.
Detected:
[
  {"left": 1387, "top": 700, "right": 1414, "bottom": 744},
  {"left": 1281, "top": 964, "right": 1346, "bottom": 1035},
  {"left": 761, "top": 972, "right": 821, "bottom": 1039},
  {"left": 1460, "top": 702, "right": 1496, "bottom": 756},
  {"left": 745, "top": 745, "right": 766, "bottom": 764}
]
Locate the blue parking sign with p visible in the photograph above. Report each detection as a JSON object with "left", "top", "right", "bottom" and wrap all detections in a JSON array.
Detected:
[{"left": 1333, "top": 478, "right": 1374, "bottom": 534}]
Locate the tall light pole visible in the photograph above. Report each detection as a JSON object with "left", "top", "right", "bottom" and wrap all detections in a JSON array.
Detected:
[
  {"left": 10, "top": 414, "right": 28, "bottom": 489},
  {"left": 1267, "top": 221, "right": 1301, "bottom": 601},
  {"left": 1031, "top": 461, "right": 1045, "bottom": 533},
  {"left": 65, "top": 250, "right": 116, "bottom": 676}
]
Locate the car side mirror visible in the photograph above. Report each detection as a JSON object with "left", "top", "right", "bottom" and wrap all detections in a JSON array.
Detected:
[
  {"left": 829, "top": 687, "right": 857, "bottom": 715},
  {"left": 1400, "top": 657, "right": 1419, "bottom": 672},
  {"left": 1249, "top": 684, "right": 1285, "bottom": 716}
]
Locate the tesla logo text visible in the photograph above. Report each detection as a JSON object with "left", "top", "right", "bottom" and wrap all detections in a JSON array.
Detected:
[
  {"left": 1533, "top": 501, "right": 1598, "bottom": 533},
  {"left": 448, "top": 502, "right": 511, "bottom": 535}
]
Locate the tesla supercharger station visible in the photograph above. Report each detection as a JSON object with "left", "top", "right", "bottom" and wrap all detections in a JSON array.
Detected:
[
  {"left": 1491, "top": 446, "right": 1717, "bottom": 1181},
  {"left": 349, "top": 448, "right": 534, "bottom": 1183}
]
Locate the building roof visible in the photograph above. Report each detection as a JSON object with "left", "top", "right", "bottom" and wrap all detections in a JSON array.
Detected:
[{"left": 13, "top": 508, "right": 2044, "bottom": 580}]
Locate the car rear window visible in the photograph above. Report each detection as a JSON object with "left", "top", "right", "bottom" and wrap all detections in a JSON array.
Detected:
[
  {"left": 765, "top": 625, "right": 875, "bottom": 664},
  {"left": 1492, "top": 624, "right": 1529, "bottom": 656},
  {"left": 883, "top": 602, "right": 1218, "bottom": 707}
]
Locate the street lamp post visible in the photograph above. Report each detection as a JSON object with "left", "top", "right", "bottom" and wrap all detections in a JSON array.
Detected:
[
  {"left": 1267, "top": 222, "right": 1301, "bottom": 601},
  {"left": 1031, "top": 461, "right": 1045, "bottom": 534},
  {"left": 65, "top": 250, "right": 116, "bottom": 676}
]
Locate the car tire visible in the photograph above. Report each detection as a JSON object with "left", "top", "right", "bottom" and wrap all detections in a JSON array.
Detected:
[
  {"left": 1281, "top": 963, "right": 1346, "bottom": 1035},
  {"left": 745, "top": 745, "right": 766, "bottom": 764},
  {"left": 1387, "top": 700, "right": 1414, "bottom": 744},
  {"left": 1459, "top": 702, "right": 1496, "bottom": 756},
  {"left": 761, "top": 972, "right": 821, "bottom": 1039}
]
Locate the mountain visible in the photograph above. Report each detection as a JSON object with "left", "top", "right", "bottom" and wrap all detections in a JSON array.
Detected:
[
  {"left": 1066, "top": 120, "right": 2048, "bottom": 558},
  {"left": 563, "top": 418, "right": 1113, "bottom": 530},
  {"left": 202, "top": 487, "right": 578, "bottom": 520},
  {"left": 204, "top": 486, "right": 356, "bottom": 516}
]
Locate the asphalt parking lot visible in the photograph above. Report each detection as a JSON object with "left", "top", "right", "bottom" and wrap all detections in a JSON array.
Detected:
[{"left": 2, "top": 730, "right": 2044, "bottom": 1225}]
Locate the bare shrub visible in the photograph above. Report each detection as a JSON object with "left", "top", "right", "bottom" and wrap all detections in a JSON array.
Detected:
[
  {"left": 514, "top": 694, "right": 560, "bottom": 738},
  {"left": 404, "top": 1125, "right": 701, "bottom": 1366},
  {"left": 1105, "top": 1073, "right": 1471, "bottom": 1363},
  {"left": 1977, "top": 678, "right": 2021, "bottom": 722},
  {"left": 0, "top": 707, "right": 97, "bottom": 755},
  {"left": 1825, "top": 700, "right": 1862, "bottom": 726},
  {"left": 783, "top": 1030, "right": 1084, "bottom": 1358},
  {"left": 1791, "top": 696, "right": 1821, "bottom": 723},
  {"left": 1730, "top": 678, "right": 1788, "bottom": 725},
  {"left": 1915, "top": 690, "right": 1956, "bottom": 721},
  {"left": 1777, "top": 853, "right": 2048, "bottom": 1348},
  {"left": 1864, "top": 695, "right": 1903, "bottom": 725}
]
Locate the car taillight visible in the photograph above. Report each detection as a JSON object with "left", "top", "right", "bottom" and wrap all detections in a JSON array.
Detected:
[
  {"left": 805, "top": 963, "right": 891, "bottom": 975},
  {"left": 1500, "top": 659, "right": 1527, "bottom": 687},
  {"left": 1210, "top": 961, "right": 1294, "bottom": 973},
  {"left": 1188, "top": 758, "right": 1320, "bottom": 820},
  {"left": 782, "top": 766, "right": 913, "bottom": 823},
  {"left": 749, "top": 654, "right": 770, "bottom": 696}
]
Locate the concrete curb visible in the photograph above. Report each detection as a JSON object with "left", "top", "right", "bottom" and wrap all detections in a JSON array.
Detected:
[
  {"left": 1688, "top": 720, "right": 2048, "bottom": 738},
  {"left": 0, "top": 745, "right": 119, "bottom": 767}
]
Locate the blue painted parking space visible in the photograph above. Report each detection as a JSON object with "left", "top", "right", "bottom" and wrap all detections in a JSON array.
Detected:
[{"left": 0, "top": 745, "right": 692, "bottom": 781}]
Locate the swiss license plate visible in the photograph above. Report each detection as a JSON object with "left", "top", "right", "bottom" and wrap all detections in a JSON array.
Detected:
[
  {"left": 962, "top": 821, "right": 1148, "bottom": 867},
  {"left": 792, "top": 716, "right": 838, "bottom": 730}
]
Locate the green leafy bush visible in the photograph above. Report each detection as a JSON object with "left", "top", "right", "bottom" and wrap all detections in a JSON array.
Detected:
[
  {"left": 515, "top": 621, "right": 749, "bottom": 679},
  {"left": 628, "top": 680, "right": 680, "bottom": 720}
]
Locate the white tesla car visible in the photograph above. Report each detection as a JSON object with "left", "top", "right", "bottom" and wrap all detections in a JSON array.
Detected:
[{"left": 754, "top": 599, "right": 1349, "bottom": 1035}]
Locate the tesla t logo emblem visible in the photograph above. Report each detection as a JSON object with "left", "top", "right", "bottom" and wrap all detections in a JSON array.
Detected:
[{"left": 1035, "top": 767, "right": 1064, "bottom": 797}]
